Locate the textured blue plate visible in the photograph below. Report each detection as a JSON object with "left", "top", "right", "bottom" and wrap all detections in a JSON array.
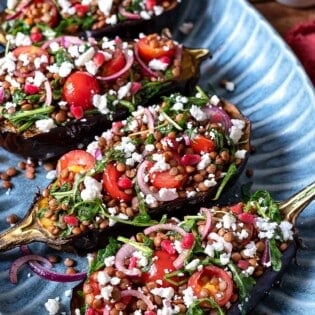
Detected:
[{"left": 1, "top": 0, "right": 315, "bottom": 314}]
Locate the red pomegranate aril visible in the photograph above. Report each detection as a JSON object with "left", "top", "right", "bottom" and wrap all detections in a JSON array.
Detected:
[
  {"left": 118, "top": 177, "right": 133, "bottom": 189},
  {"left": 30, "top": 32, "right": 43, "bottom": 43},
  {"left": 238, "top": 212, "right": 255, "bottom": 225},
  {"left": 128, "top": 256, "right": 138, "bottom": 269},
  {"left": 63, "top": 215, "right": 79, "bottom": 226},
  {"left": 181, "top": 233, "right": 195, "bottom": 249},
  {"left": 24, "top": 84, "right": 40, "bottom": 95},
  {"left": 158, "top": 56, "right": 171, "bottom": 65},
  {"left": 237, "top": 259, "right": 250, "bottom": 270},
  {"left": 230, "top": 203, "right": 243, "bottom": 215},
  {"left": 161, "top": 239, "right": 176, "bottom": 254},
  {"left": 181, "top": 154, "right": 201, "bottom": 166},
  {"left": 70, "top": 105, "right": 84, "bottom": 119}
]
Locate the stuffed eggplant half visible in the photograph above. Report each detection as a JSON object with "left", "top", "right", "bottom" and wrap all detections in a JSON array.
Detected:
[
  {"left": 0, "top": 87, "right": 250, "bottom": 252},
  {"left": 70, "top": 188, "right": 302, "bottom": 315},
  {"left": 0, "top": 33, "right": 208, "bottom": 160},
  {"left": 0, "top": 0, "right": 181, "bottom": 44}
]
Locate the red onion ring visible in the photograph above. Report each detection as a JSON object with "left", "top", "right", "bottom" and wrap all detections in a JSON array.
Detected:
[
  {"left": 9, "top": 254, "right": 52, "bottom": 284},
  {"left": 120, "top": 289, "right": 155, "bottom": 310},
  {"left": 202, "top": 105, "right": 232, "bottom": 132},
  {"left": 19, "top": 245, "right": 87, "bottom": 282},
  {"left": 182, "top": 133, "right": 191, "bottom": 146},
  {"left": 118, "top": 6, "right": 141, "bottom": 20},
  {"left": 96, "top": 49, "right": 134, "bottom": 81},
  {"left": 44, "top": 80, "right": 52, "bottom": 106},
  {"left": 199, "top": 208, "right": 212, "bottom": 240},
  {"left": 114, "top": 243, "right": 142, "bottom": 277},
  {"left": 144, "top": 223, "right": 187, "bottom": 237},
  {"left": 41, "top": 36, "right": 84, "bottom": 50},
  {"left": 5, "top": 0, "right": 32, "bottom": 20},
  {"left": 0, "top": 87, "right": 4, "bottom": 104},
  {"left": 134, "top": 44, "right": 158, "bottom": 78},
  {"left": 143, "top": 108, "right": 155, "bottom": 132},
  {"left": 173, "top": 249, "right": 190, "bottom": 269},
  {"left": 262, "top": 239, "right": 270, "bottom": 267}
]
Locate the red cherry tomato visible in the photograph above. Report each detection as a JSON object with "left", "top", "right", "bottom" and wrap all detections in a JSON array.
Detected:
[
  {"left": 100, "top": 49, "right": 126, "bottom": 77},
  {"left": 136, "top": 35, "right": 176, "bottom": 62},
  {"left": 188, "top": 265, "right": 233, "bottom": 307},
  {"left": 147, "top": 160, "right": 187, "bottom": 189},
  {"left": 62, "top": 71, "right": 100, "bottom": 110},
  {"left": 83, "top": 273, "right": 103, "bottom": 314},
  {"left": 56, "top": 150, "right": 96, "bottom": 184},
  {"left": 191, "top": 135, "right": 216, "bottom": 154},
  {"left": 102, "top": 163, "right": 133, "bottom": 202},
  {"left": 141, "top": 250, "right": 179, "bottom": 287}
]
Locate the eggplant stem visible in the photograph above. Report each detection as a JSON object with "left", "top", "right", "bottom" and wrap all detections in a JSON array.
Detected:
[{"left": 279, "top": 181, "right": 315, "bottom": 224}]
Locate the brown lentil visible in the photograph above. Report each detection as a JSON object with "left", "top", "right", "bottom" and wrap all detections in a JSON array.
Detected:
[{"left": 6, "top": 214, "right": 19, "bottom": 225}]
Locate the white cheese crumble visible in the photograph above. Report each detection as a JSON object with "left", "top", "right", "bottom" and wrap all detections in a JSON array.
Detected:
[
  {"left": 185, "top": 258, "right": 200, "bottom": 271},
  {"left": 151, "top": 287, "right": 175, "bottom": 299},
  {"left": 35, "top": 118, "right": 56, "bottom": 133},
  {"left": 279, "top": 221, "right": 294, "bottom": 241},
  {"left": 80, "top": 176, "right": 103, "bottom": 201},
  {"left": 44, "top": 297, "right": 60, "bottom": 315},
  {"left": 159, "top": 188, "right": 178, "bottom": 201},
  {"left": 148, "top": 58, "right": 169, "bottom": 71},
  {"left": 229, "top": 119, "right": 245, "bottom": 144},
  {"left": 196, "top": 153, "right": 211, "bottom": 170},
  {"left": 93, "top": 94, "right": 110, "bottom": 114},
  {"left": 190, "top": 104, "right": 207, "bottom": 121},
  {"left": 235, "top": 149, "right": 247, "bottom": 159},
  {"left": 182, "top": 287, "right": 196, "bottom": 307}
]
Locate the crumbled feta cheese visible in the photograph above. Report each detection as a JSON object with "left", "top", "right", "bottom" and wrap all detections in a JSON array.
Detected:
[
  {"left": 98, "top": 0, "right": 113, "bottom": 15},
  {"left": 186, "top": 190, "right": 197, "bottom": 198},
  {"left": 229, "top": 119, "right": 245, "bottom": 144},
  {"left": 140, "top": 10, "right": 151, "bottom": 19},
  {"left": 256, "top": 217, "right": 278, "bottom": 239},
  {"left": 117, "top": 82, "right": 132, "bottom": 99},
  {"left": 182, "top": 287, "right": 196, "bottom": 307},
  {"left": 145, "top": 144, "right": 155, "bottom": 152},
  {"left": 279, "top": 221, "right": 294, "bottom": 241},
  {"left": 203, "top": 178, "right": 217, "bottom": 188},
  {"left": 185, "top": 258, "right": 200, "bottom": 271},
  {"left": 32, "top": 71, "right": 47, "bottom": 87},
  {"left": 148, "top": 58, "right": 169, "bottom": 71},
  {"left": 190, "top": 104, "right": 207, "bottom": 121},
  {"left": 172, "top": 102, "right": 184, "bottom": 111},
  {"left": 35, "top": 118, "right": 56, "bottom": 133},
  {"left": 153, "top": 5, "right": 164, "bottom": 16},
  {"left": 145, "top": 194, "right": 158, "bottom": 207},
  {"left": 150, "top": 154, "right": 170, "bottom": 172},
  {"left": 110, "top": 277, "right": 121, "bottom": 285},
  {"left": 93, "top": 94, "right": 110, "bottom": 114},
  {"left": 44, "top": 297, "right": 60, "bottom": 315},
  {"left": 80, "top": 176, "right": 103, "bottom": 201},
  {"left": 204, "top": 244, "right": 215, "bottom": 257},
  {"left": 100, "top": 285, "right": 113, "bottom": 300},
  {"left": 97, "top": 270, "right": 111, "bottom": 286},
  {"left": 243, "top": 241, "right": 257, "bottom": 257},
  {"left": 219, "top": 252, "right": 231, "bottom": 265},
  {"left": 159, "top": 188, "right": 178, "bottom": 200},
  {"left": 104, "top": 255, "right": 115, "bottom": 267},
  {"left": 235, "top": 149, "right": 247, "bottom": 159},
  {"left": 133, "top": 250, "right": 149, "bottom": 267},
  {"left": 196, "top": 153, "right": 211, "bottom": 170},
  {"left": 151, "top": 287, "right": 175, "bottom": 299},
  {"left": 75, "top": 47, "right": 95, "bottom": 67},
  {"left": 222, "top": 213, "right": 237, "bottom": 229}
]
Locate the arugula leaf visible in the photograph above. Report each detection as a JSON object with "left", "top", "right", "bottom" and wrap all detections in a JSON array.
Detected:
[
  {"left": 186, "top": 298, "right": 224, "bottom": 315},
  {"left": 269, "top": 238, "right": 282, "bottom": 271},
  {"left": 89, "top": 237, "right": 121, "bottom": 274},
  {"left": 228, "top": 262, "right": 256, "bottom": 300}
]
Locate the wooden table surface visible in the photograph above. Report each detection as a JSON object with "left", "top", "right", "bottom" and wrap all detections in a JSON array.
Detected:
[{"left": 250, "top": 0, "right": 315, "bottom": 37}]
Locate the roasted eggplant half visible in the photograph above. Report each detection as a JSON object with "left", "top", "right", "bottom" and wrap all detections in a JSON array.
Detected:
[
  {"left": 0, "top": 33, "right": 209, "bottom": 160},
  {"left": 69, "top": 182, "right": 315, "bottom": 315},
  {"left": 0, "top": 87, "right": 250, "bottom": 253},
  {"left": 0, "top": 0, "right": 181, "bottom": 44}
]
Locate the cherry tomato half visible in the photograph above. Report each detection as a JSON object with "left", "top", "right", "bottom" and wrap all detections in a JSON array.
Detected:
[
  {"left": 141, "top": 250, "right": 179, "bottom": 287},
  {"left": 147, "top": 159, "right": 187, "bottom": 189},
  {"left": 136, "top": 34, "right": 176, "bottom": 62},
  {"left": 100, "top": 49, "right": 126, "bottom": 77},
  {"left": 190, "top": 135, "right": 216, "bottom": 154},
  {"left": 102, "top": 163, "right": 133, "bottom": 202},
  {"left": 56, "top": 150, "right": 96, "bottom": 184},
  {"left": 188, "top": 265, "right": 233, "bottom": 307},
  {"left": 62, "top": 71, "right": 100, "bottom": 110}
]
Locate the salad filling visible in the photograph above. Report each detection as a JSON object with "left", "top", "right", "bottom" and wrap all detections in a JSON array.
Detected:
[
  {"left": 1, "top": 0, "right": 180, "bottom": 45},
  {"left": 0, "top": 33, "right": 184, "bottom": 135},
  {"left": 35, "top": 87, "right": 250, "bottom": 239},
  {"left": 77, "top": 191, "right": 295, "bottom": 314}
]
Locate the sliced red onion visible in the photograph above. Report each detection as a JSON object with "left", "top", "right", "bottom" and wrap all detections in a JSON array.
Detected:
[
  {"left": 0, "top": 87, "right": 4, "bottom": 104},
  {"left": 262, "top": 239, "right": 270, "bottom": 267},
  {"left": 144, "top": 223, "right": 187, "bottom": 237},
  {"left": 173, "top": 249, "right": 189, "bottom": 269},
  {"left": 41, "top": 36, "right": 84, "bottom": 49},
  {"left": 199, "top": 207, "right": 212, "bottom": 240},
  {"left": 44, "top": 80, "right": 52, "bottom": 106},
  {"left": 5, "top": 0, "right": 32, "bottom": 20},
  {"left": 143, "top": 108, "right": 155, "bottom": 132},
  {"left": 96, "top": 49, "right": 134, "bottom": 81},
  {"left": 130, "top": 82, "right": 142, "bottom": 95},
  {"left": 9, "top": 254, "right": 52, "bottom": 284},
  {"left": 202, "top": 105, "right": 232, "bottom": 132},
  {"left": 134, "top": 44, "right": 158, "bottom": 78},
  {"left": 118, "top": 6, "right": 141, "bottom": 20},
  {"left": 19, "top": 245, "right": 87, "bottom": 282},
  {"left": 182, "top": 133, "right": 191, "bottom": 146},
  {"left": 115, "top": 243, "right": 142, "bottom": 277},
  {"left": 120, "top": 289, "right": 155, "bottom": 311}
]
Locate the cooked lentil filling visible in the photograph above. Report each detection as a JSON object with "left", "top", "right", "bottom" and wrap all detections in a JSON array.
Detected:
[
  {"left": 36, "top": 89, "right": 249, "bottom": 238},
  {"left": 78, "top": 194, "right": 294, "bottom": 315}
]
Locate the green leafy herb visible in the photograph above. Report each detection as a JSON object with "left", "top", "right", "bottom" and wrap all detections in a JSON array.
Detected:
[
  {"left": 117, "top": 236, "right": 153, "bottom": 257},
  {"left": 186, "top": 298, "right": 224, "bottom": 315},
  {"left": 269, "top": 238, "right": 282, "bottom": 271}
]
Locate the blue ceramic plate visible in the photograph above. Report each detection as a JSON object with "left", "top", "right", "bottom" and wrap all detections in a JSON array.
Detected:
[{"left": 1, "top": 0, "right": 315, "bottom": 314}]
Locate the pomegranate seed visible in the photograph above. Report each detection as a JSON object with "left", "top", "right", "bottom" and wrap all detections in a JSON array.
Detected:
[
  {"left": 181, "top": 233, "right": 195, "bottom": 249},
  {"left": 158, "top": 56, "right": 171, "bottom": 65},
  {"left": 74, "top": 4, "right": 89, "bottom": 15},
  {"left": 229, "top": 202, "right": 243, "bottom": 215},
  {"left": 24, "top": 83, "right": 40, "bottom": 95},
  {"left": 85, "top": 308, "right": 96, "bottom": 315},
  {"left": 145, "top": 0, "right": 157, "bottom": 11},
  {"left": 30, "top": 32, "right": 43, "bottom": 43},
  {"left": 128, "top": 256, "right": 138, "bottom": 269},
  {"left": 237, "top": 259, "right": 250, "bottom": 270},
  {"left": 238, "top": 212, "right": 255, "bottom": 225},
  {"left": 70, "top": 105, "right": 84, "bottom": 119},
  {"left": 181, "top": 154, "right": 201, "bottom": 166},
  {"left": 63, "top": 215, "right": 79, "bottom": 226},
  {"left": 117, "top": 177, "right": 133, "bottom": 189},
  {"left": 112, "top": 121, "right": 124, "bottom": 134},
  {"left": 161, "top": 239, "right": 176, "bottom": 254},
  {"left": 130, "top": 82, "right": 142, "bottom": 95},
  {"left": 145, "top": 311, "right": 157, "bottom": 315},
  {"left": 93, "top": 51, "right": 105, "bottom": 67}
]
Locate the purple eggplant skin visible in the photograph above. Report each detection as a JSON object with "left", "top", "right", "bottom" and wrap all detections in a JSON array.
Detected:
[
  {"left": 0, "top": 110, "right": 128, "bottom": 161},
  {"left": 228, "top": 240, "right": 298, "bottom": 315}
]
